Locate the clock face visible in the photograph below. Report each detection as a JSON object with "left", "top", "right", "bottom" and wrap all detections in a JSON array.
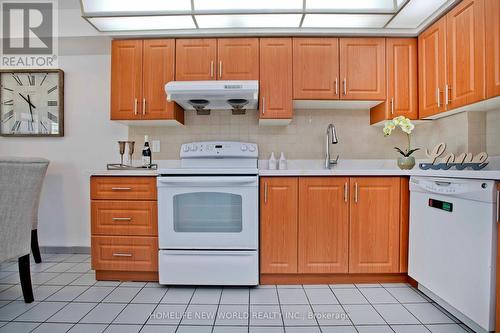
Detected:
[{"left": 0, "top": 71, "right": 63, "bottom": 136}]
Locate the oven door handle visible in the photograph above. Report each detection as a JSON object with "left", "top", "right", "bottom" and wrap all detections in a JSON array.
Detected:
[{"left": 158, "top": 176, "right": 257, "bottom": 186}]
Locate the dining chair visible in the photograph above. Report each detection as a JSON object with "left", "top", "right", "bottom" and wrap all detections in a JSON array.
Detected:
[{"left": 0, "top": 157, "right": 49, "bottom": 303}]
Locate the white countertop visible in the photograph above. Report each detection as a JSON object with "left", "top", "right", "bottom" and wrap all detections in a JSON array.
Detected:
[{"left": 90, "top": 158, "right": 500, "bottom": 180}]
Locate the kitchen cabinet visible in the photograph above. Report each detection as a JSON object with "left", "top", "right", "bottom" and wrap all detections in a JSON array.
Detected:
[
  {"left": 445, "top": 0, "right": 485, "bottom": 109},
  {"left": 111, "top": 39, "right": 183, "bottom": 123},
  {"left": 293, "top": 38, "right": 340, "bottom": 100},
  {"left": 217, "top": 38, "right": 259, "bottom": 80},
  {"left": 370, "top": 38, "right": 418, "bottom": 124},
  {"left": 349, "top": 177, "right": 401, "bottom": 273},
  {"left": 485, "top": 0, "right": 500, "bottom": 98},
  {"left": 298, "top": 177, "right": 349, "bottom": 273},
  {"left": 340, "top": 38, "right": 386, "bottom": 100},
  {"left": 176, "top": 38, "right": 259, "bottom": 81},
  {"left": 259, "top": 38, "right": 293, "bottom": 123},
  {"left": 260, "top": 177, "right": 298, "bottom": 274},
  {"left": 90, "top": 176, "right": 158, "bottom": 281}
]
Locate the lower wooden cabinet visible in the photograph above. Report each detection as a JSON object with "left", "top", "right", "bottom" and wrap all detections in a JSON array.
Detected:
[{"left": 260, "top": 176, "right": 409, "bottom": 282}]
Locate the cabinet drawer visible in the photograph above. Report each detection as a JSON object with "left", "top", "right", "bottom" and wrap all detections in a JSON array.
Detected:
[
  {"left": 91, "top": 236, "right": 158, "bottom": 272},
  {"left": 91, "top": 201, "right": 157, "bottom": 236},
  {"left": 91, "top": 177, "right": 157, "bottom": 200}
]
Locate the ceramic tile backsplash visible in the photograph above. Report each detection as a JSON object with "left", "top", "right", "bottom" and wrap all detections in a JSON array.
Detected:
[
  {"left": 486, "top": 110, "right": 500, "bottom": 156},
  {"left": 128, "top": 109, "right": 493, "bottom": 160}
]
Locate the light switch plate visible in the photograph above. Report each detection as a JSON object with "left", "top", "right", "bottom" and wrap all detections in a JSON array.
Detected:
[{"left": 152, "top": 140, "right": 160, "bottom": 153}]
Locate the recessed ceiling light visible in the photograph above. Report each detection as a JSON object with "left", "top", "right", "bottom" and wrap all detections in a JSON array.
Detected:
[
  {"left": 88, "top": 16, "right": 196, "bottom": 31},
  {"left": 302, "top": 14, "right": 392, "bottom": 28},
  {"left": 306, "top": 0, "right": 396, "bottom": 11},
  {"left": 81, "top": 0, "right": 192, "bottom": 14},
  {"left": 387, "top": 0, "right": 447, "bottom": 28},
  {"left": 196, "top": 14, "right": 302, "bottom": 28},
  {"left": 193, "top": 0, "right": 303, "bottom": 11}
]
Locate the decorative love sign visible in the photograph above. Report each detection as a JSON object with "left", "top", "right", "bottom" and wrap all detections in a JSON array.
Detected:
[{"left": 419, "top": 142, "right": 489, "bottom": 170}]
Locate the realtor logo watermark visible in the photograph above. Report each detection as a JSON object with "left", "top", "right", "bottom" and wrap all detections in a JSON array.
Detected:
[{"left": 1, "top": 0, "right": 58, "bottom": 68}]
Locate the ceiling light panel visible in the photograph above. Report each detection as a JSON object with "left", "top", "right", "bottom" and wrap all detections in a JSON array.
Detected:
[
  {"left": 81, "top": 0, "right": 192, "bottom": 14},
  {"left": 302, "top": 14, "right": 392, "bottom": 28},
  {"left": 306, "top": 0, "right": 396, "bottom": 11},
  {"left": 193, "top": 0, "right": 303, "bottom": 11},
  {"left": 88, "top": 16, "right": 196, "bottom": 31},
  {"left": 387, "top": 0, "right": 447, "bottom": 28},
  {"left": 196, "top": 14, "right": 303, "bottom": 28}
]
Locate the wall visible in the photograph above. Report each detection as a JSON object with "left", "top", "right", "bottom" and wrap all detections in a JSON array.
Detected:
[
  {"left": 486, "top": 110, "right": 500, "bottom": 156},
  {"left": 129, "top": 109, "right": 486, "bottom": 161}
]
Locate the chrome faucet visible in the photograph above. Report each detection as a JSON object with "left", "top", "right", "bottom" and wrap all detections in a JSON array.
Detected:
[{"left": 325, "top": 123, "right": 339, "bottom": 169}]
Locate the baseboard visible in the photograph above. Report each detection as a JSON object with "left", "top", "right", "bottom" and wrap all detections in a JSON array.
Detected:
[
  {"left": 260, "top": 273, "right": 411, "bottom": 285},
  {"left": 40, "top": 246, "right": 91, "bottom": 254}
]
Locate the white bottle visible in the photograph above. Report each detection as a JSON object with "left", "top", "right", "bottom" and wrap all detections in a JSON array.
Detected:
[
  {"left": 268, "top": 152, "right": 277, "bottom": 170},
  {"left": 279, "top": 152, "right": 287, "bottom": 170}
]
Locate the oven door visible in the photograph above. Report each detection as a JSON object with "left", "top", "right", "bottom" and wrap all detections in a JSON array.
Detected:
[{"left": 157, "top": 175, "right": 258, "bottom": 250}]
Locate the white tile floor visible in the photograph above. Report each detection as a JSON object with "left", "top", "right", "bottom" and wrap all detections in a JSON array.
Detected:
[{"left": 0, "top": 253, "right": 473, "bottom": 333}]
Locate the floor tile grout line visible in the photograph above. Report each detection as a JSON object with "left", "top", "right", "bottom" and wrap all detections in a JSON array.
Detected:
[
  {"left": 327, "top": 284, "right": 358, "bottom": 332},
  {"left": 209, "top": 286, "right": 224, "bottom": 333},
  {"left": 174, "top": 286, "right": 197, "bottom": 332},
  {"left": 300, "top": 284, "right": 322, "bottom": 331},
  {"left": 138, "top": 285, "right": 169, "bottom": 333},
  {"left": 274, "top": 284, "right": 286, "bottom": 329}
]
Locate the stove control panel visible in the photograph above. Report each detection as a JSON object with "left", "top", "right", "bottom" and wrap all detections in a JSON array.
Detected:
[{"left": 180, "top": 141, "right": 258, "bottom": 158}]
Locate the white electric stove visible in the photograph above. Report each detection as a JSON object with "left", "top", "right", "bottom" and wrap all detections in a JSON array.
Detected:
[{"left": 157, "top": 141, "right": 259, "bottom": 286}]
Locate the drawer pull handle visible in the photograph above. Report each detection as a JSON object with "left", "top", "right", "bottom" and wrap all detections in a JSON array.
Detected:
[
  {"left": 112, "top": 217, "right": 132, "bottom": 221},
  {"left": 112, "top": 253, "right": 132, "bottom": 257},
  {"left": 111, "top": 187, "right": 132, "bottom": 191}
]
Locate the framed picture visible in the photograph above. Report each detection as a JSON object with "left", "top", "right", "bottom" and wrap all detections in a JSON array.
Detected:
[{"left": 0, "top": 69, "right": 64, "bottom": 137}]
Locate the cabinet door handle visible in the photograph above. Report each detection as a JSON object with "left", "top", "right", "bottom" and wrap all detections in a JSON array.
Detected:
[
  {"left": 219, "top": 61, "right": 222, "bottom": 79},
  {"left": 445, "top": 84, "right": 449, "bottom": 105},
  {"left": 343, "top": 78, "right": 347, "bottom": 95},
  {"left": 354, "top": 183, "right": 359, "bottom": 203},
  {"left": 446, "top": 84, "right": 452, "bottom": 105},
  {"left": 391, "top": 97, "right": 394, "bottom": 115},
  {"left": 112, "top": 217, "right": 132, "bottom": 221},
  {"left": 437, "top": 88, "right": 441, "bottom": 108},
  {"left": 112, "top": 253, "right": 132, "bottom": 257},
  {"left": 134, "top": 98, "right": 138, "bottom": 115},
  {"left": 210, "top": 61, "right": 214, "bottom": 78},
  {"left": 261, "top": 97, "right": 265, "bottom": 115},
  {"left": 335, "top": 78, "right": 338, "bottom": 95},
  {"left": 264, "top": 182, "right": 268, "bottom": 203},
  {"left": 142, "top": 98, "right": 146, "bottom": 115},
  {"left": 344, "top": 182, "right": 348, "bottom": 203},
  {"left": 111, "top": 187, "right": 132, "bottom": 191}
]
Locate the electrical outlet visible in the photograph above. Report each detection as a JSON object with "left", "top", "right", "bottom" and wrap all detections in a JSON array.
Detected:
[{"left": 152, "top": 140, "right": 160, "bottom": 153}]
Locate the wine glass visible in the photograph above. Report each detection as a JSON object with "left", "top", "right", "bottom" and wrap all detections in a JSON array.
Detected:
[
  {"left": 127, "top": 141, "right": 135, "bottom": 166},
  {"left": 118, "top": 141, "right": 126, "bottom": 166}
]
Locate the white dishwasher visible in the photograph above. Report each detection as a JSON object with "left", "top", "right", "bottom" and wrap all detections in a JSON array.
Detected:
[{"left": 409, "top": 176, "right": 498, "bottom": 333}]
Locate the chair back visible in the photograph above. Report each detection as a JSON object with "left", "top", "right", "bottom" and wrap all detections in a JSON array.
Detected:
[{"left": 0, "top": 157, "right": 49, "bottom": 262}]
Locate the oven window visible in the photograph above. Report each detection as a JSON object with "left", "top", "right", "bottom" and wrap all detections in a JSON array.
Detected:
[{"left": 173, "top": 192, "right": 243, "bottom": 232}]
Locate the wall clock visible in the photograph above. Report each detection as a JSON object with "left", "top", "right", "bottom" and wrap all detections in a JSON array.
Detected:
[{"left": 0, "top": 69, "right": 64, "bottom": 137}]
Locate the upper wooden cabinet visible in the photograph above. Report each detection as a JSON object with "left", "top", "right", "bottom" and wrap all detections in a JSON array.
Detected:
[
  {"left": 349, "top": 177, "right": 401, "bottom": 273},
  {"left": 111, "top": 40, "right": 143, "bottom": 120},
  {"left": 418, "top": 19, "right": 447, "bottom": 118},
  {"left": 260, "top": 177, "right": 298, "bottom": 274},
  {"left": 446, "top": 0, "right": 485, "bottom": 109},
  {"left": 485, "top": 0, "right": 500, "bottom": 98},
  {"left": 298, "top": 177, "right": 349, "bottom": 274},
  {"left": 111, "top": 39, "right": 183, "bottom": 123},
  {"left": 340, "top": 38, "right": 386, "bottom": 100},
  {"left": 175, "top": 39, "right": 217, "bottom": 81},
  {"left": 175, "top": 38, "right": 259, "bottom": 81},
  {"left": 293, "top": 38, "right": 340, "bottom": 100},
  {"left": 259, "top": 38, "right": 293, "bottom": 122},
  {"left": 370, "top": 38, "right": 418, "bottom": 124},
  {"left": 217, "top": 38, "right": 259, "bottom": 80}
]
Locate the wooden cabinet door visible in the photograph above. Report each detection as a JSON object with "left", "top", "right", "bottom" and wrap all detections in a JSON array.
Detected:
[
  {"left": 260, "top": 177, "right": 298, "bottom": 274},
  {"left": 143, "top": 39, "right": 183, "bottom": 123},
  {"left": 175, "top": 39, "right": 217, "bottom": 81},
  {"left": 485, "top": 0, "right": 500, "bottom": 98},
  {"left": 349, "top": 177, "right": 401, "bottom": 273},
  {"left": 217, "top": 38, "right": 259, "bottom": 80},
  {"left": 446, "top": 0, "right": 485, "bottom": 109},
  {"left": 111, "top": 40, "right": 143, "bottom": 120},
  {"left": 298, "top": 178, "right": 349, "bottom": 273},
  {"left": 370, "top": 38, "right": 418, "bottom": 124},
  {"left": 339, "top": 38, "right": 386, "bottom": 100},
  {"left": 293, "top": 38, "right": 340, "bottom": 100},
  {"left": 418, "top": 19, "right": 447, "bottom": 118},
  {"left": 259, "top": 38, "right": 293, "bottom": 120}
]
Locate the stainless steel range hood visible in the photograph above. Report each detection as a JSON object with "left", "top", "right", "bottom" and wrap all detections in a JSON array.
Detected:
[{"left": 165, "top": 80, "right": 259, "bottom": 114}]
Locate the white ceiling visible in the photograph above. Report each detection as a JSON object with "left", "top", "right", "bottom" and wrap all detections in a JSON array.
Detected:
[{"left": 79, "top": 0, "right": 459, "bottom": 37}]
